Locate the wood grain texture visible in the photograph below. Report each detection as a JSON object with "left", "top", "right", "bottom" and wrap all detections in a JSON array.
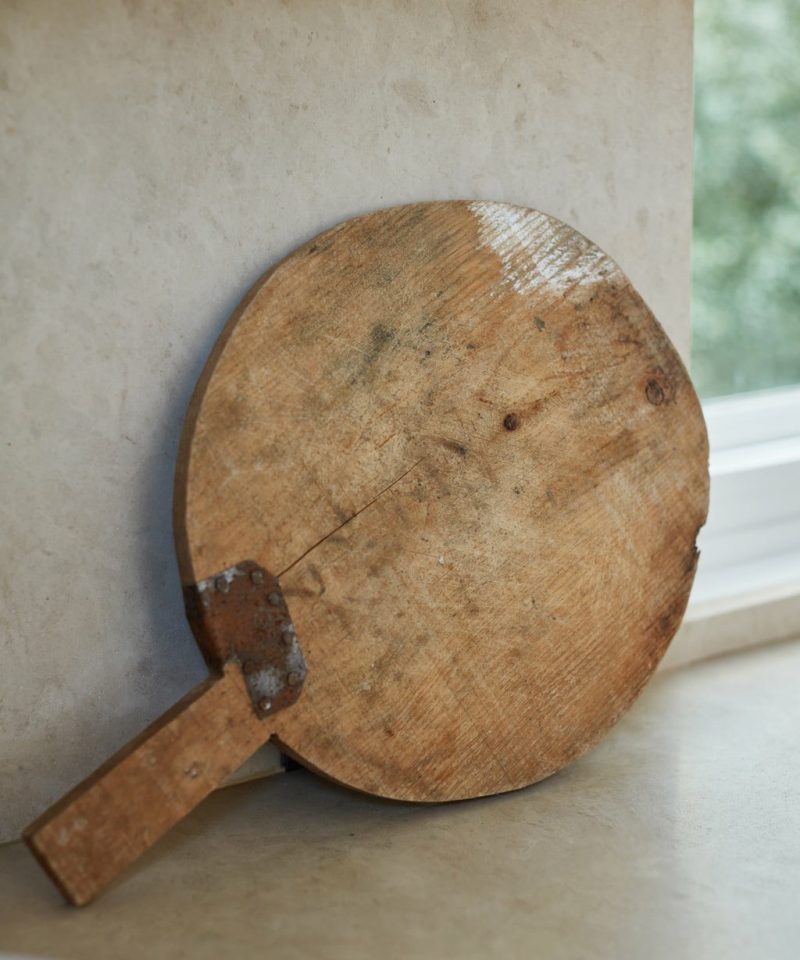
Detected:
[
  {"left": 175, "top": 200, "right": 709, "bottom": 802},
  {"left": 24, "top": 665, "right": 269, "bottom": 906}
]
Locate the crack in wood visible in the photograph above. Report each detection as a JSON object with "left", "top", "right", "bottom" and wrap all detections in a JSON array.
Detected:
[{"left": 277, "top": 457, "right": 425, "bottom": 579}]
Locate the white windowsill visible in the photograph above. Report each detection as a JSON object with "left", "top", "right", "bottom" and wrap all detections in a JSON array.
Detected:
[
  {"left": 664, "top": 384, "right": 800, "bottom": 670},
  {"left": 3, "top": 640, "right": 798, "bottom": 957}
]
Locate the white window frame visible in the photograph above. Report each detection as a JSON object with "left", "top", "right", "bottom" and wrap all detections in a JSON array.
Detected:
[{"left": 664, "top": 384, "right": 800, "bottom": 668}]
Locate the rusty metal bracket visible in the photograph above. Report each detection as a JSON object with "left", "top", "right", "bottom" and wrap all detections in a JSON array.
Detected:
[{"left": 183, "top": 560, "right": 307, "bottom": 718}]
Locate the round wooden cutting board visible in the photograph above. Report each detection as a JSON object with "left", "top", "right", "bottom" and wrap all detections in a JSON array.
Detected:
[
  {"left": 27, "top": 200, "right": 711, "bottom": 909},
  {"left": 174, "top": 200, "right": 709, "bottom": 802}
]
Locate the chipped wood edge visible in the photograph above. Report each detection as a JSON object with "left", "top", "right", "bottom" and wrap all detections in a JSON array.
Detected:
[{"left": 24, "top": 665, "right": 274, "bottom": 906}]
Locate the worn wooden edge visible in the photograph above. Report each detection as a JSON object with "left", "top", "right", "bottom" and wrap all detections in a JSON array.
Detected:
[
  {"left": 271, "top": 546, "right": 701, "bottom": 804},
  {"left": 172, "top": 215, "right": 347, "bottom": 589},
  {"left": 173, "top": 261, "right": 284, "bottom": 589},
  {"left": 24, "top": 674, "right": 218, "bottom": 836},
  {"left": 23, "top": 665, "right": 279, "bottom": 906},
  {"left": 23, "top": 674, "right": 219, "bottom": 905}
]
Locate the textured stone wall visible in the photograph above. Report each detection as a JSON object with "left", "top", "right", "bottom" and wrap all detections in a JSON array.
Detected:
[{"left": 0, "top": 0, "right": 693, "bottom": 841}]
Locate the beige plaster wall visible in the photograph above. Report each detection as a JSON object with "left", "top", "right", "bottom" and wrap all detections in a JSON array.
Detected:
[{"left": 0, "top": 0, "right": 693, "bottom": 842}]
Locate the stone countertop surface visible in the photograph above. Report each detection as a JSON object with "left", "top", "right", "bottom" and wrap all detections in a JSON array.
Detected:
[{"left": 1, "top": 640, "right": 798, "bottom": 960}]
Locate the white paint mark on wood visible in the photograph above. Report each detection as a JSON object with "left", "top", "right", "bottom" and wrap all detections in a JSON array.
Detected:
[
  {"left": 196, "top": 565, "right": 242, "bottom": 593},
  {"left": 468, "top": 202, "right": 616, "bottom": 300},
  {"left": 246, "top": 667, "right": 283, "bottom": 700}
]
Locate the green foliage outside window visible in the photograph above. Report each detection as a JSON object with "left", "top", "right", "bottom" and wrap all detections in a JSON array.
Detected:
[{"left": 693, "top": 0, "right": 800, "bottom": 397}]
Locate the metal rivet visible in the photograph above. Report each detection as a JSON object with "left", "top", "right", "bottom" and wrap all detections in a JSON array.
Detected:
[
  {"left": 268, "top": 592, "right": 281, "bottom": 607},
  {"left": 258, "top": 697, "right": 272, "bottom": 712},
  {"left": 286, "top": 671, "right": 302, "bottom": 687},
  {"left": 503, "top": 413, "right": 519, "bottom": 431},
  {"left": 250, "top": 568, "right": 265, "bottom": 585},
  {"left": 215, "top": 576, "right": 230, "bottom": 593}
]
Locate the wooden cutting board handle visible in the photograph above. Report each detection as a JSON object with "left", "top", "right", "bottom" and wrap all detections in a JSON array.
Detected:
[{"left": 24, "top": 664, "right": 269, "bottom": 906}]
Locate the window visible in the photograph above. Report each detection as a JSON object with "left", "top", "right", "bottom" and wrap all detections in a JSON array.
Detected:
[
  {"left": 681, "top": 0, "right": 800, "bottom": 663},
  {"left": 693, "top": 0, "right": 800, "bottom": 398}
]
